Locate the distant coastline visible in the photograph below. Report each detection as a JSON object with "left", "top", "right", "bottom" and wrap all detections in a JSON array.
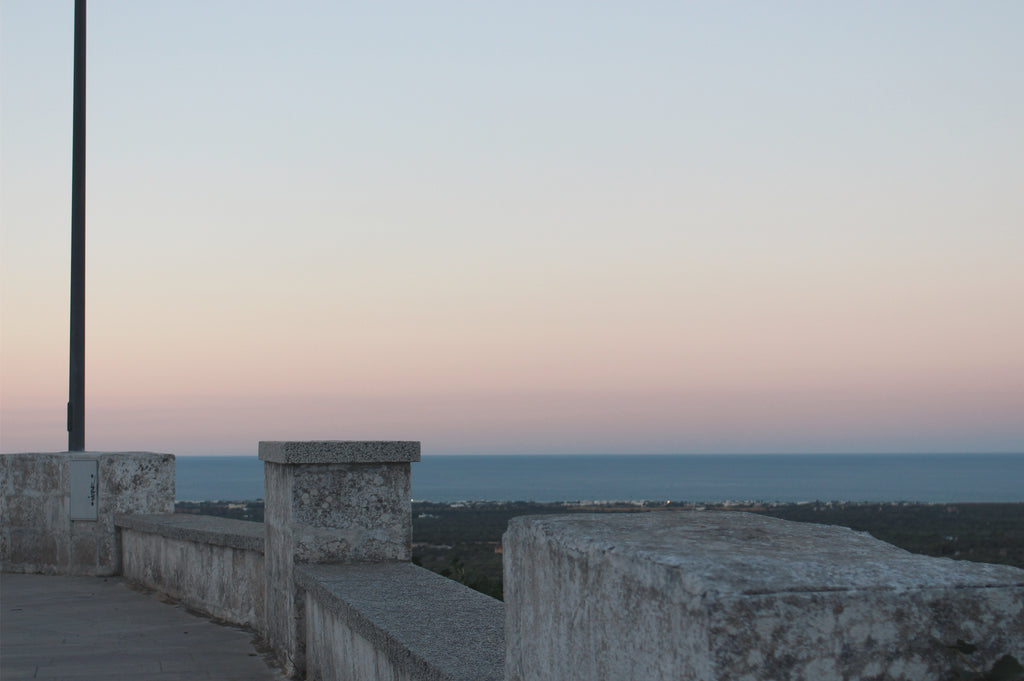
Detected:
[{"left": 175, "top": 452, "right": 1024, "bottom": 504}]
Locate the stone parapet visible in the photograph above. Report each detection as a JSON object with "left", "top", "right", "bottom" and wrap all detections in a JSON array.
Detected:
[
  {"left": 297, "top": 562, "right": 504, "bottom": 681},
  {"left": 117, "top": 513, "right": 265, "bottom": 631},
  {"left": 504, "top": 511, "right": 1024, "bottom": 681},
  {"left": 0, "top": 452, "right": 174, "bottom": 576},
  {"left": 116, "top": 513, "right": 264, "bottom": 553}
]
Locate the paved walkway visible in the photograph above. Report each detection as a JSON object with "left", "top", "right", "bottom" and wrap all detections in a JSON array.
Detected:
[{"left": 0, "top": 573, "right": 288, "bottom": 681}]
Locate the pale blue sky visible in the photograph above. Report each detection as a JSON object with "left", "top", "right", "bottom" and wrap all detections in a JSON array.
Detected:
[{"left": 2, "top": 2, "right": 1022, "bottom": 455}]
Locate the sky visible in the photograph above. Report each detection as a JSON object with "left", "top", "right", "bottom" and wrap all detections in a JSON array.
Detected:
[{"left": 1, "top": 2, "right": 1022, "bottom": 456}]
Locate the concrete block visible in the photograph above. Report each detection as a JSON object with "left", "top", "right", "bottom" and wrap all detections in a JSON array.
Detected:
[
  {"left": 504, "top": 511, "right": 1024, "bottom": 681},
  {"left": 5, "top": 494, "right": 47, "bottom": 527},
  {"left": 97, "top": 453, "right": 175, "bottom": 515},
  {"left": 71, "top": 532, "right": 99, "bottom": 569},
  {"left": 10, "top": 530, "right": 62, "bottom": 571}
]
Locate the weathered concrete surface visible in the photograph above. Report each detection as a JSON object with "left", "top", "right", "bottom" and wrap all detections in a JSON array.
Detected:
[
  {"left": 116, "top": 512, "right": 264, "bottom": 552},
  {"left": 260, "top": 440, "right": 419, "bottom": 676},
  {"left": 297, "top": 562, "right": 504, "bottom": 681},
  {"left": 0, "top": 452, "right": 174, "bottom": 576},
  {"left": 259, "top": 440, "right": 421, "bottom": 465},
  {"left": 504, "top": 511, "right": 1024, "bottom": 681},
  {"left": 117, "top": 513, "right": 265, "bottom": 630}
]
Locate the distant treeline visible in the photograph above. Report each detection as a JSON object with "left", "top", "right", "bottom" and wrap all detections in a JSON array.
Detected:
[{"left": 176, "top": 500, "right": 1024, "bottom": 601}]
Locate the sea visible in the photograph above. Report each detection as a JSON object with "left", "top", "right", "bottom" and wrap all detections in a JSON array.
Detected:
[{"left": 175, "top": 453, "right": 1024, "bottom": 504}]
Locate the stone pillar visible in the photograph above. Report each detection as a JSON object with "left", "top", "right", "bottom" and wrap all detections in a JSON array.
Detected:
[{"left": 260, "top": 440, "right": 420, "bottom": 676}]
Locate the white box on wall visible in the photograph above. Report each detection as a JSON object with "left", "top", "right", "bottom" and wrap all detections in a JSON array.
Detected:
[{"left": 70, "top": 458, "right": 98, "bottom": 520}]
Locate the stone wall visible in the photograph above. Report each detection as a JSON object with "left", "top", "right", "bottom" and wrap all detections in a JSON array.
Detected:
[
  {"left": 8, "top": 445, "right": 1021, "bottom": 681},
  {"left": 504, "top": 511, "right": 1024, "bottom": 681},
  {"left": 104, "top": 442, "right": 505, "bottom": 681},
  {"left": 117, "top": 513, "right": 265, "bottom": 631},
  {"left": 0, "top": 452, "right": 174, "bottom": 575},
  {"left": 298, "top": 562, "right": 504, "bottom": 681}
]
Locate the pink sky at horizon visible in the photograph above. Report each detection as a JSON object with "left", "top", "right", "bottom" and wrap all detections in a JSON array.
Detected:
[{"left": 2, "top": 2, "right": 1022, "bottom": 456}]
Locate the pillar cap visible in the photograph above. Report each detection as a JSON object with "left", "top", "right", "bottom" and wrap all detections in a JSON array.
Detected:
[{"left": 258, "top": 440, "right": 421, "bottom": 464}]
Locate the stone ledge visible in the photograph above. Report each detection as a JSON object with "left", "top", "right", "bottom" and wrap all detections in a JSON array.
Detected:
[
  {"left": 115, "top": 513, "right": 264, "bottom": 553},
  {"left": 258, "top": 441, "right": 421, "bottom": 465},
  {"left": 513, "top": 511, "right": 1024, "bottom": 596},
  {"left": 504, "top": 511, "right": 1024, "bottom": 681},
  {"left": 296, "top": 562, "right": 504, "bottom": 681}
]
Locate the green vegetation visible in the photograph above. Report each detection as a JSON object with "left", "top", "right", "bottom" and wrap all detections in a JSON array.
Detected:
[
  {"left": 409, "top": 501, "right": 1024, "bottom": 601},
  {"left": 176, "top": 500, "right": 1024, "bottom": 603},
  {"left": 410, "top": 501, "right": 649, "bottom": 599},
  {"left": 176, "top": 500, "right": 265, "bottom": 522},
  {"left": 750, "top": 502, "right": 1024, "bottom": 569}
]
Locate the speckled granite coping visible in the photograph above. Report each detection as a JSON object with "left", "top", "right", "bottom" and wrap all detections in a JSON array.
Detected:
[
  {"left": 258, "top": 440, "right": 421, "bottom": 464},
  {"left": 115, "top": 513, "right": 264, "bottom": 553},
  {"left": 296, "top": 562, "right": 504, "bottom": 681}
]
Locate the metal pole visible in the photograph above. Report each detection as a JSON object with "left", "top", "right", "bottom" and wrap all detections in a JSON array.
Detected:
[{"left": 68, "top": 0, "right": 86, "bottom": 451}]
